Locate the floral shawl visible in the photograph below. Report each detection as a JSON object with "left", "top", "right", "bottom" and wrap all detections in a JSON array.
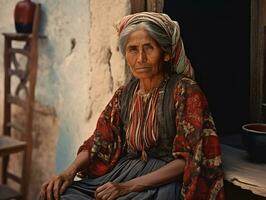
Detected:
[{"left": 78, "top": 77, "right": 224, "bottom": 200}]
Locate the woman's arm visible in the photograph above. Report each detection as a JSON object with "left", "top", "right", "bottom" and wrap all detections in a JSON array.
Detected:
[
  {"left": 125, "top": 158, "right": 185, "bottom": 190},
  {"left": 172, "top": 79, "right": 224, "bottom": 199},
  {"left": 39, "top": 150, "right": 90, "bottom": 200},
  {"left": 95, "top": 158, "right": 185, "bottom": 200},
  {"left": 62, "top": 150, "right": 91, "bottom": 177},
  {"left": 40, "top": 87, "right": 125, "bottom": 200}
]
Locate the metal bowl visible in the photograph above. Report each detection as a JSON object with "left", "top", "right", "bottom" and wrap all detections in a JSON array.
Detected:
[{"left": 242, "top": 123, "right": 266, "bottom": 163}]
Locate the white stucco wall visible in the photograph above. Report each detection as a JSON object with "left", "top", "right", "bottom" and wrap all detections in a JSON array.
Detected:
[
  {"left": 0, "top": 0, "right": 130, "bottom": 199},
  {"left": 55, "top": 0, "right": 131, "bottom": 171}
]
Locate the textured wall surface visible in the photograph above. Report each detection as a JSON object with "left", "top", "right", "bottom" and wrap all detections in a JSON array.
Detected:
[
  {"left": 55, "top": 0, "right": 130, "bottom": 171},
  {"left": 0, "top": 0, "right": 130, "bottom": 199}
]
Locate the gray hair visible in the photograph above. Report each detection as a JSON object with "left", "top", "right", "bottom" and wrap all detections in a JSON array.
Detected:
[{"left": 118, "top": 21, "right": 173, "bottom": 57}]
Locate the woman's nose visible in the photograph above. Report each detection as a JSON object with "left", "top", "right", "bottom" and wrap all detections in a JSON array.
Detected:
[{"left": 137, "top": 50, "right": 147, "bottom": 63}]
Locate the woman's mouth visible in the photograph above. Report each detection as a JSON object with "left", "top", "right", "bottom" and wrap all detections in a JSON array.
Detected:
[{"left": 135, "top": 67, "right": 151, "bottom": 72}]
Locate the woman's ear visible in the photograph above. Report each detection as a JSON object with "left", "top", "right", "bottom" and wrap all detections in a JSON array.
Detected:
[{"left": 164, "top": 54, "right": 170, "bottom": 62}]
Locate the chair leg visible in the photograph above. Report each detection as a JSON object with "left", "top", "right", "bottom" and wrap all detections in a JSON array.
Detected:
[
  {"left": 21, "top": 149, "right": 31, "bottom": 200},
  {"left": 1, "top": 155, "right": 9, "bottom": 184}
]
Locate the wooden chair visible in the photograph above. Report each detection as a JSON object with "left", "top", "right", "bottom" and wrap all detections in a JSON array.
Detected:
[{"left": 0, "top": 4, "right": 41, "bottom": 200}]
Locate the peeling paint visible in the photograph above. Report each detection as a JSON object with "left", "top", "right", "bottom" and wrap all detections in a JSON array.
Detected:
[
  {"left": 106, "top": 48, "right": 114, "bottom": 92},
  {"left": 70, "top": 38, "right": 76, "bottom": 53}
]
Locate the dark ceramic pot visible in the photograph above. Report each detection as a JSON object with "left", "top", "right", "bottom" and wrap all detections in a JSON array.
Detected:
[
  {"left": 242, "top": 123, "right": 266, "bottom": 163},
  {"left": 14, "top": 0, "right": 36, "bottom": 33}
]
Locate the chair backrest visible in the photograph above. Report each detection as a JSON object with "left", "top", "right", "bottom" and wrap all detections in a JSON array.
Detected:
[
  {"left": 1, "top": 4, "right": 41, "bottom": 198},
  {"left": 3, "top": 3, "right": 40, "bottom": 143}
]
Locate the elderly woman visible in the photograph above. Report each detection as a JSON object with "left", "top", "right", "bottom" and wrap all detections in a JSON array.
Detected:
[{"left": 40, "top": 12, "right": 224, "bottom": 200}]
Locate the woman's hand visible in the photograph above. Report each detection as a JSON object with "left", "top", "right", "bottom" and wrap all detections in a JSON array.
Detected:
[
  {"left": 39, "top": 171, "right": 75, "bottom": 200},
  {"left": 39, "top": 150, "right": 90, "bottom": 200},
  {"left": 95, "top": 182, "right": 132, "bottom": 200}
]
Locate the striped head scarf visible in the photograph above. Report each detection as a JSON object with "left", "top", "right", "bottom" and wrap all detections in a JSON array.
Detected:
[{"left": 116, "top": 12, "right": 194, "bottom": 79}]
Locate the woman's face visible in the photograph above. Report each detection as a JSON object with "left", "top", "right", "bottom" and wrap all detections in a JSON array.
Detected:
[{"left": 125, "top": 28, "right": 164, "bottom": 80}]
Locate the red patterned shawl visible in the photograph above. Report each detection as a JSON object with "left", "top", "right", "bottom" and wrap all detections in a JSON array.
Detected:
[{"left": 78, "top": 77, "right": 224, "bottom": 200}]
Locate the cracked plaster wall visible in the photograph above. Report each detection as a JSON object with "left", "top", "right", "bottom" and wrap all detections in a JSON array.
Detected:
[{"left": 0, "top": 0, "right": 130, "bottom": 199}]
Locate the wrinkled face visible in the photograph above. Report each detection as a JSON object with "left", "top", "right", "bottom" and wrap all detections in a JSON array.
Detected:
[{"left": 125, "top": 28, "right": 164, "bottom": 80}]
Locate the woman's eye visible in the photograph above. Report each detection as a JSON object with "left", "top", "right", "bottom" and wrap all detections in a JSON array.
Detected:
[
  {"left": 127, "top": 48, "right": 138, "bottom": 53},
  {"left": 144, "top": 45, "right": 153, "bottom": 51}
]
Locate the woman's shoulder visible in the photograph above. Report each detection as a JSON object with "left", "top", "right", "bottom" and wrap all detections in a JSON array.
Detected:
[
  {"left": 172, "top": 75, "right": 205, "bottom": 98},
  {"left": 112, "top": 79, "right": 137, "bottom": 102},
  {"left": 119, "top": 78, "right": 139, "bottom": 97},
  {"left": 115, "top": 85, "right": 125, "bottom": 94},
  {"left": 177, "top": 76, "right": 197, "bottom": 87},
  {"left": 172, "top": 75, "right": 199, "bottom": 90},
  {"left": 108, "top": 86, "right": 125, "bottom": 104}
]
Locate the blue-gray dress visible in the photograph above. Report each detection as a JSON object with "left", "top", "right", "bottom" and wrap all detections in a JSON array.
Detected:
[{"left": 61, "top": 156, "right": 181, "bottom": 200}]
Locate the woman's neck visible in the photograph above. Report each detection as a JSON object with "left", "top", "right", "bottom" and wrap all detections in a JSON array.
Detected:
[{"left": 139, "top": 73, "right": 165, "bottom": 94}]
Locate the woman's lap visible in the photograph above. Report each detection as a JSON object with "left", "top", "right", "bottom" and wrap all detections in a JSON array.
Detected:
[{"left": 60, "top": 157, "right": 181, "bottom": 200}]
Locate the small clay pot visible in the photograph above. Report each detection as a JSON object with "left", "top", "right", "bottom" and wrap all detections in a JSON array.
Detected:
[
  {"left": 242, "top": 123, "right": 266, "bottom": 163},
  {"left": 14, "top": 0, "right": 36, "bottom": 33}
]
